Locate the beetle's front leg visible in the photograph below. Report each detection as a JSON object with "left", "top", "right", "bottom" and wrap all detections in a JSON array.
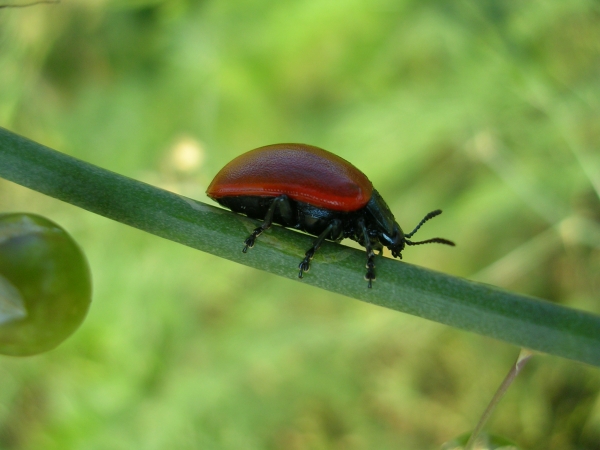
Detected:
[{"left": 357, "top": 218, "right": 376, "bottom": 288}]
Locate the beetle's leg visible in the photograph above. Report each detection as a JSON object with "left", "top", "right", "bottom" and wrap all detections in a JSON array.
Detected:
[
  {"left": 243, "top": 195, "right": 290, "bottom": 253},
  {"left": 357, "top": 218, "right": 376, "bottom": 288},
  {"left": 298, "top": 219, "right": 342, "bottom": 279}
]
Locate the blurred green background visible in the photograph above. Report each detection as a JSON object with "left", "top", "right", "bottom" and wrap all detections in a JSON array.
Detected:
[{"left": 1, "top": 0, "right": 600, "bottom": 448}]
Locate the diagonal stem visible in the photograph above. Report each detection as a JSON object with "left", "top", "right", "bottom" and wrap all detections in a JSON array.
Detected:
[{"left": 1, "top": 127, "right": 600, "bottom": 366}]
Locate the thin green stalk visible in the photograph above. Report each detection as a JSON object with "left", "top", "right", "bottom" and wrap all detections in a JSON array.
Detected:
[
  {"left": 1, "top": 127, "right": 599, "bottom": 366},
  {"left": 465, "top": 349, "right": 534, "bottom": 450}
]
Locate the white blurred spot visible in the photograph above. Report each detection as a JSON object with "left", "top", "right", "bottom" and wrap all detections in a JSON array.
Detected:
[{"left": 169, "top": 136, "right": 205, "bottom": 173}]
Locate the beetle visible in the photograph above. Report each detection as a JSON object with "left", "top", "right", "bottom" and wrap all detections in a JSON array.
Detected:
[{"left": 206, "top": 143, "right": 454, "bottom": 287}]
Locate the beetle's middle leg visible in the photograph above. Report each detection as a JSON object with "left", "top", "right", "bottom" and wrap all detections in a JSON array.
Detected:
[
  {"left": 243, "top": 195, "right": 292, "bottom": 252},
  {"left": 298, "top": 219, "right": 342, "bottom": 279}
]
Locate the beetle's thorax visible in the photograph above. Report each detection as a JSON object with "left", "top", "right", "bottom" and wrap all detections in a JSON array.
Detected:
[{"left": 363, "top": 189, "right": 408, "bottom": 257}]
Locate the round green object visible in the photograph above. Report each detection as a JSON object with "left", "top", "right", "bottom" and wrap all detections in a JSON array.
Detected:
[{"left": 0, "top": 213, "right": 92, "bottom": 356}]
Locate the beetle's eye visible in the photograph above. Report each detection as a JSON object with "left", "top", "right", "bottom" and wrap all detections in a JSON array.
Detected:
[{"left": 378, "top": 231, "right": 393, "bottom": 248}]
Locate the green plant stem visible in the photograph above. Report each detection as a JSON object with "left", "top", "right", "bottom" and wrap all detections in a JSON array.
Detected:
[
  {"left": 465, "top": 349, "right": 534, "bottom": 450},
  {"left": 1, "top": 127, "right": 599, "bottom": 366}
]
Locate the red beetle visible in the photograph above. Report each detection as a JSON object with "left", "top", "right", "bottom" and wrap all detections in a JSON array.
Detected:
[{"left": 207, "top": 144, "right": 454, "bottom": 287}]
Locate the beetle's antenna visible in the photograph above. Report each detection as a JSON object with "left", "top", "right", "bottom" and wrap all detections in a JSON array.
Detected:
[
  {"left": 406, "top": 237, "right": 455, "bottom": 246},
  {"left": 404, "top": 210, "right": 454, "bottom": 246},
  {"left": 405, "top": 209, "right": 443, "bottom": 238}
]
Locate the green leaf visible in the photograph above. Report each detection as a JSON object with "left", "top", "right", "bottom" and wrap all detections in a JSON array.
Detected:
[{"left": 1, "top": 126, "right": 599, "bottom": 365}]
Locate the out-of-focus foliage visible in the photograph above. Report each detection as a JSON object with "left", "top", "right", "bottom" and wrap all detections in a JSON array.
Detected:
[
  {"left": 0, "top": 213, "right": 91, "bottom": 356},
  {"left": 0, "top": 0, "right": 599, "bottom": 449},
  {"left": 441, "top": 431, "right": 520, "bottom": 450}
]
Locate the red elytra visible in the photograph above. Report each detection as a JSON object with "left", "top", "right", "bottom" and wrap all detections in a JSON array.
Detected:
[{"left": 206, "top": 143, "right": 373, "bottom": 212}]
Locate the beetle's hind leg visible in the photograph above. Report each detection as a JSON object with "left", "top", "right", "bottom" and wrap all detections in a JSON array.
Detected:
[
  {"left": 243, "top": 195, "right": 292, "bottom": 252},
  {"left": 357, "top": 218, "right": 376, "bottom": 288},
  {"left": 298, "top": 219, "right": 342, "bottom": 279}
]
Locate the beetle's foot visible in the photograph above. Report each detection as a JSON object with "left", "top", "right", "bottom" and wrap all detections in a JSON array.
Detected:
[
  {"left": 365, "top": 270, "right": 375, "bottom": 288},
  {"left": 242, "top": 227, "right": 263, "bottom": 253},
  {"left": 298, "top": 249, "right": 315, "bottom": 278},
  {"left": 298, "top": 258, "right": 311, "bottom": 278}
]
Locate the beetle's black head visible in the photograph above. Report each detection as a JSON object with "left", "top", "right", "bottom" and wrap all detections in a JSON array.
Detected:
[
  {"left": 378, "top": 222, "right": 406, "bottom": 258},
  {"left": 365, "top": 191, "right": 455, "bottom": 258}
]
